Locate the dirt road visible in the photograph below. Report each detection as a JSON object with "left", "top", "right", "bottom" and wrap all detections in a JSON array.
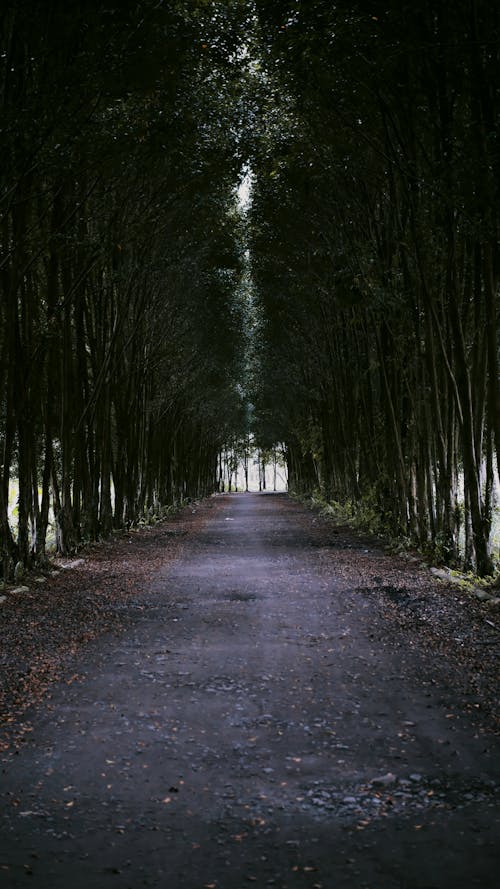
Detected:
[{"left": 1, "top": 493, "right": 499, "bottom": 888}]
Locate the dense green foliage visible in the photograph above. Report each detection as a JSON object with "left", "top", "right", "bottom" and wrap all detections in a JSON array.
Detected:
[
  {"left": 1, "top": 1, "right": 499, "bottom": 578},
  {"left": 249, "top": 0, "right": 500, "bottom": 575},
  {"left": 0, "top": 1, "right": 249, "bottom": 574}
]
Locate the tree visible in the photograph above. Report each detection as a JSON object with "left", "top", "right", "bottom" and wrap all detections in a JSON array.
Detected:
[
  {"left": 0, "top": 0, "right": 251, "bottom": 575},
  {"left": 249, "top": 0, "right": 499, "bottom": 574}
]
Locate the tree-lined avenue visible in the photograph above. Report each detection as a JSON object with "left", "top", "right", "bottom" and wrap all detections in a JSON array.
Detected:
[
  {"left": 2, "top": 4, "right": 500, "bottom": 885},
  {"left": 2, "top": 1, "right": 500, "bottom": 577}
]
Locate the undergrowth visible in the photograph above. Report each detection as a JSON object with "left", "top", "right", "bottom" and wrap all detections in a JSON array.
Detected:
[{"left": 291, "top": 489, "right": 500, "bottom": 589}]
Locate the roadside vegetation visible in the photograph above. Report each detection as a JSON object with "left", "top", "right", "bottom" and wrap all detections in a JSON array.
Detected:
[
  {"left": 0, "top": 2, "right": 249, "bottom": 578},
  {"left": 249, "top": 1, "right": 500, "bottom": 579}
]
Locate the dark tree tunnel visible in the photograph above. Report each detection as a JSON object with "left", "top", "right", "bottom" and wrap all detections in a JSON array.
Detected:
[{"left": 1, "top": 1, "right": 499, "bottom": 576}]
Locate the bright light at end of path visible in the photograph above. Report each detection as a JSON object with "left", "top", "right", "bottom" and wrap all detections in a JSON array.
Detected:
[{"left": 237, "top": 168, "right": 252, "bottom": 211}]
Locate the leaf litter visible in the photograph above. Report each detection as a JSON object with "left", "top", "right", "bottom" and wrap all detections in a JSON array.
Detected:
[{"left": 0, "top": 498, "right": 219, "bottom": 749}]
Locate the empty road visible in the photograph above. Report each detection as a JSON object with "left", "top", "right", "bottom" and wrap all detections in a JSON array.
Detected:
[{"left": 1, "top": 493, "right": 499, "bottom": 888}]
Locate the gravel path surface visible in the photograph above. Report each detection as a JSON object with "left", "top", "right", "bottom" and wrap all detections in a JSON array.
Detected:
[{"left": 1, "top": 493, "right": 499, "bottom": 888}]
